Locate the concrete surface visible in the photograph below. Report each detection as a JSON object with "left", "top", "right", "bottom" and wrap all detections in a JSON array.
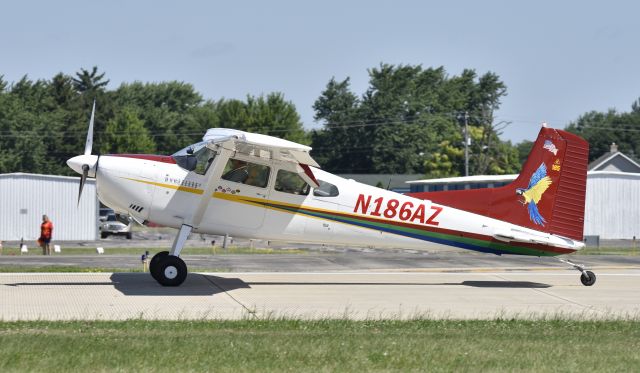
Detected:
[
  {"left": 1, "top": 270, "right": 639, "bottom": 321},
  {"left": 1, "top": 251, "right": 640, "bottom": 272}
]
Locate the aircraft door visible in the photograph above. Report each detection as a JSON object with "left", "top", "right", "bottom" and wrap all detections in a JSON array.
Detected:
[{"left": 205, "top": 157, "right": 270, "bottom": 231}]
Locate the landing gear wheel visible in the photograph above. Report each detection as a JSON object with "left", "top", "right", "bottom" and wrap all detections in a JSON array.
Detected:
[
  {"left": 580, "top": 270, "right": 596, "bottom": 286},
  {"left": 155, "top": 255, "right": 188, "bottom": 287},
  {"left": 149, "top": 251, "right": 169, "bottom": 282}
]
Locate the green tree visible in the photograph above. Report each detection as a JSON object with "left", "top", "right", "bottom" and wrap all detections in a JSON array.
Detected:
[
  {"left": 565, "top": 103, "right": 640, "bottom": 162},
  {"left": 516, "top": 140, "right": 534, "bottom": 165},
  {"left": 73, "top": 66, "right": 109, "bottom": 94},
  {"left": 312, "top": 64, "right": 518, "bottom": 175},
  {"left": 101, "top": 108, "right": 156, "bottom": 154},
  {"left": 311, "top": 77, "right": 363, "bottom": 172},
  {"left": 214, "top": 93, "right": 308, "bottom": 144},
  {"left": 113, "top": 81, "right": 209, "bottom": 153},
  {"left": 0, "top": 68, "right": 310, "bottom": 175}
]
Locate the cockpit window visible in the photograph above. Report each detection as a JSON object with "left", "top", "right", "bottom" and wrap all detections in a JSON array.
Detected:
[
  {"left": 221, "top": 158, "right": 270, "bottom": 188},
  {"left": 172, "top": 142, "right": 215, "bottom": 174},
  {"left": 313, "top": 180, "right": 339, "bottom": 197},
  {"left": 193, "top": 146, "right": 216, "bottom": 175},
  {"left": 275, "top": 170, "right": 310, "bottom": 195}
]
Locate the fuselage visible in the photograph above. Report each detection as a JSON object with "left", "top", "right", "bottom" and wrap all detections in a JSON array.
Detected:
[{"left": 88, "top": 152, "right": 583, "bottom": 257}]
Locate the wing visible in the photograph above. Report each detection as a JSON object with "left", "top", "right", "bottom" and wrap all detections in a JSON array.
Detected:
[
  {"left": 527, "top": 200, "right": 547, "bottom": 226},
  {"left": 528, "top": 163, "right": 548, "bottom": 189},
  {"left": 526, "top": 176, "right": 552, "bottom": 204},
  {"left": 203, "top": 128, "right": 320, "bottom": 188}
]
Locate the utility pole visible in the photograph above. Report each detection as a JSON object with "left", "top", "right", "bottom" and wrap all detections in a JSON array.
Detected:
[{"left": 464, "top": 111, "right": 469, "bottom": 177}]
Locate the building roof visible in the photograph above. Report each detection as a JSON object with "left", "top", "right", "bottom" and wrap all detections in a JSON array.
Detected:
[
  {"left": 0, "top": 172, "right": 91, "bottom": 182},
  {"left": 406, "top": 174, "right": 518, "bottom": 185},
  {"left": 588, "top": 151, "right": 640, "bottom": 172},
  {"left": 588, "top": 143, "right": 640, "bottom": 172},
  {"left": 337, "top": 174, "right": 424, "bottom": 189},
  {"left": 407, "top": 171, "right": 640, "bottom": 185}
]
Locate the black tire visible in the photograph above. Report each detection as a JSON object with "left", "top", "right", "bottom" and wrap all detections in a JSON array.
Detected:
[
  {"left": 149, "top": 251, "right": 170, "bottom": 281},
  {"left": 126, "top": 232, "right": 132, "bottom": 239},
  {"left": 101, "top": 232, "right": 108, "bottom": 239},
  {"left": 580, "top": 270, "right": 596, "bottom": 286},
  {"left": 155, "top": 255, "right": 188, "bottom": 287}
]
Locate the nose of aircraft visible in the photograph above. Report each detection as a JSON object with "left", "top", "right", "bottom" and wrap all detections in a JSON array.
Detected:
[{"left": 67, "top": 154, "right": 98, "bottom": 175}]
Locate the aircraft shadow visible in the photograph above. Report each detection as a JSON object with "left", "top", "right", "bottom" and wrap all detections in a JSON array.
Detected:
[
  {"left": 243, "top": 280, "right": 552, "bottom": 289},
  {"left": 109, "top": 273, "right": 252, "bottom": 296},
  {"left": 3, "top": 273, "right": 252, "bottom": 296},
  {"left": 3, "top": 276, "right": 550, "bottom": 295}
]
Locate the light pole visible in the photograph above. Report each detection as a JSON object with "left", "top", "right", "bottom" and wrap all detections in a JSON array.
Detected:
[{"left": 464, "top": 111, "right": 469, "bottom": 177}]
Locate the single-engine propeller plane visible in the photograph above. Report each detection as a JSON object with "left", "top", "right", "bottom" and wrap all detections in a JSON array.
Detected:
[{"left": 67, "top": 103, "right": 594, "bottom": 287}]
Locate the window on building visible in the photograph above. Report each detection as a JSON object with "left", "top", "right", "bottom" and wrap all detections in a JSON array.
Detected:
[
  {"left": 275, "top": 170, "right": 310, "bottom": 195},
  {"left": 313, "top": 180, "right": 339, "bottom": 197}
]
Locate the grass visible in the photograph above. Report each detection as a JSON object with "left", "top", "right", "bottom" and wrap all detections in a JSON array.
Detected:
[
  {"left": 0, "top": 266, "right": 143, "bottom": 273},
  {"left": 0, "top": 319, "right": 638, "bottom": 372},
  {"left": 0, "top": 246, "right": 308, "bottom": 256},
  {"left": 0, "top": 266, "right": 230, "bottom": 273}
]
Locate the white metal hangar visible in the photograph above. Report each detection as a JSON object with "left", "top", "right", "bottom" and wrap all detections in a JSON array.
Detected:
[
  {"left": 406, "top": 144, "right": 640, "bottom": 240},
  {"left": 0, "top": 173, "right": 98, "bottom": 241}
]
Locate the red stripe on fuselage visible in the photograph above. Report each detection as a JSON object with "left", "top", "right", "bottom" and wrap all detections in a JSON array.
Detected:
[{"left": 109, "top": 154, "right": 177, "bottom": 164}]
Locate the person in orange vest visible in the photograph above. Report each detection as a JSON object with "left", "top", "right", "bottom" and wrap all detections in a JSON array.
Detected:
[{"left": 38, "top": 215, "right": 53, "bottom": 255}]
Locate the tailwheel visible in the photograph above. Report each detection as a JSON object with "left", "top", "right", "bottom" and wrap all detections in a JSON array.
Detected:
[
  {"left": 149, "top": 251, "right": 169, "bottom": 282},
  {"left": 155, "top": 255, "right": 188, "bottom": 287},
  {"left": 580, "top": 270, "right": 596, "bottom": 286},
  {"left": 557, "top": 257, "right": 596, "bottom": 287}
]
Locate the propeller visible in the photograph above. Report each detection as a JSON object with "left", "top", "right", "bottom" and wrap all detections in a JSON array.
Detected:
[
  {"left": 84, "top": 100, "right": 95, "bottom": 155},
  {"left": 73, "top": 100, "right": 97, "bottom": 205},
  {"left": 78, "top": 164, "right": 90, "bottom": 205}
]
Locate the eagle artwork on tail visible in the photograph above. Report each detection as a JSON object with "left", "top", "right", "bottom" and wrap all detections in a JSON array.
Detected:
[{"left": 516, "top": 162, "right": 552, "bottom": 226}]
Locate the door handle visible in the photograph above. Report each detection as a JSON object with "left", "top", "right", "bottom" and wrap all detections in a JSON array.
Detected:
[{"left": 256, "top": 192, "right": 266, "bottom": 198}]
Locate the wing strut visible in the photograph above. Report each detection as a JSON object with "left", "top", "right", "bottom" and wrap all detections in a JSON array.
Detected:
[{"left": 168, "top": 142, "right": 234, "bottom": 257}]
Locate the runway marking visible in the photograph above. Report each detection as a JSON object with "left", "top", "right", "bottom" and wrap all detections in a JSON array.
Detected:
[
  {"left": 491, "top": 273, "right": 604, "bottom": 314},
  {"left": 201, "top": 275, "right": 258, "bottom": 318},
  {"left": 2, "top": 271, "right": 640, "bottom": 276},
  {"left": 193, "top": 271, "right": 640, "bottom": 276}
]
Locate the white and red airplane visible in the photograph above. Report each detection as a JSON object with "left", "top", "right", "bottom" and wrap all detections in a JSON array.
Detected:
[{"left": 67, "top": 103, "right": 594, "bottom": 287}]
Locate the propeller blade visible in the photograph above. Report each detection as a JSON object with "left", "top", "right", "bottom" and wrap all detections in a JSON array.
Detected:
[
  {"left": 78, "top": 164, "right": 89, "bottom": 205},
  {"left": 84, "top": 100, "right": 95, "bottom": 156}
]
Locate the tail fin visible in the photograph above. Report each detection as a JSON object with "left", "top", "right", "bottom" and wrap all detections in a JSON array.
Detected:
[{"left": 407, "top": 126, "right": 589, "bottom": 241}]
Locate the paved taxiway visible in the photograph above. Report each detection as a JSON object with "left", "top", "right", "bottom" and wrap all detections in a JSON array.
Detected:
[{"left": 1, "top": 270, "right": 639, "bottom": 320}]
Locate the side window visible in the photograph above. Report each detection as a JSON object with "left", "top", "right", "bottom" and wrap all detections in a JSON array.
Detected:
[
  {"left": 193, "top": 147, "right": 216, "bottom": 175},
  {"left": 275, "top": 170, "right": 310, "bottom": 195},
  {"left": 313, "top": 180, "right": 339, "bottom": 197},
  {"left": 221, "top": 158, "right": 270, "bottom": 188}
]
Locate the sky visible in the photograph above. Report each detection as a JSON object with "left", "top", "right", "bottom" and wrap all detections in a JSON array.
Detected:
[{"left": 1, "top": 0, "right": 639, "bottom": 143}]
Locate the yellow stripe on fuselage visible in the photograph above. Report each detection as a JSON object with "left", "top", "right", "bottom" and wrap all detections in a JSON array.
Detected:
[
  {"left": 120, "top": 176, "right": 432, "bottom": 228},
  {"left": 121, "top": 177, "right": 204, "bottom": 195}
]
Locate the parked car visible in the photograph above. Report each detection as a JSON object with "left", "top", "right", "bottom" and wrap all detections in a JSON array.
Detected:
[
  {"left": 99, "top": 207, "right": 114, "bottom": 222},
  {"left": 100, "top": 213, "right": 133, "bottom": 239}
]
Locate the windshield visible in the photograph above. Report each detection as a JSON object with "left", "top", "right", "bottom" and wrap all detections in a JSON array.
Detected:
[
  {"left": 106, "top": 214, "right": 130, "bottom": 225},
  {"left": 172, "top": 141, "right": 208, "bottom": 157},
  {"left": 172, "top": 141, "right": 216, "bottom": 173}
]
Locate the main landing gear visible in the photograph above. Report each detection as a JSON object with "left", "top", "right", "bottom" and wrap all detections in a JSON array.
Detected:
[
  {"left": 557, "top": 257, "right": 596, "bottom": 286},
  {"left": 149, "top": 224, "right": 192, "bottom": 286}
]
